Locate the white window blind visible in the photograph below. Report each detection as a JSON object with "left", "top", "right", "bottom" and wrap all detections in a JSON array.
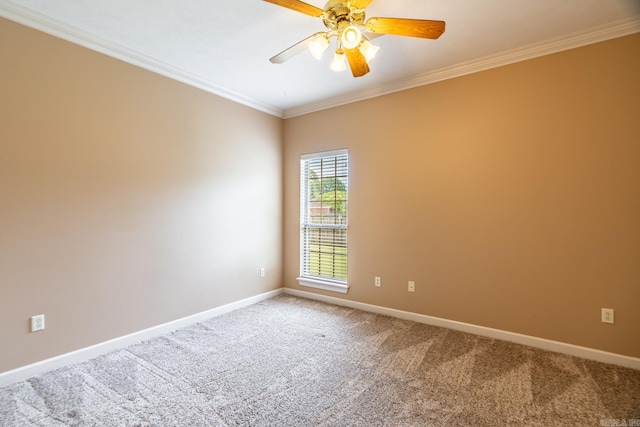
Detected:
[{"left": 299, "top": 150, "right": 348, "bottom": 293}]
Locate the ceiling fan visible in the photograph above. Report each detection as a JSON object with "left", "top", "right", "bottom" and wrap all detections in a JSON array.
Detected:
[{"left": 263, "top": 0, "right": 445, "bottom": 78}]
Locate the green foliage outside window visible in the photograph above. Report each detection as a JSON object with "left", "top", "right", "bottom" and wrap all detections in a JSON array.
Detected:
[{"left": 309, "top": 170, "right": 348, "bottom": 215}]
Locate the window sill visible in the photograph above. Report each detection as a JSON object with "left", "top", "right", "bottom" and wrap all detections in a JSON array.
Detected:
[{"left": 297, "top": 277, "right": 349, "bottom": 294}]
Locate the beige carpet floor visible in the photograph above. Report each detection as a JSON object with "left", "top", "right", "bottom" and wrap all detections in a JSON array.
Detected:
[{"left": 1, "top": 294, "right": 639, "bottom": 426}]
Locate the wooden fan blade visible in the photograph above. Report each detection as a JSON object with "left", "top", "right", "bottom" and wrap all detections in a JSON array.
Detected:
[
  {"left": 344, "top": 47, "right": 370, "bottom": 78},
  {"left": 366, "top": 17, "right": 445, "bottom": 39},
  {"left": 263, "top": 0, "right": 324, "bottom": 17},
  {"left": 270, "top": 32, "right": 326, "bottom": 64},
  {"left": 349, "top": 0, "right": 373, "bottom": 10}
]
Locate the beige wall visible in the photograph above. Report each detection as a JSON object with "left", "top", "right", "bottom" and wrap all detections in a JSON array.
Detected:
[
  {"left": 2, "top": 16, "right": 638, "bottom": 375},
  {"left": 284, "top": 34, "right": 640, "bottom": 358},
  {"left": 0, "top": 18, "right": 283, "bottom": 373}
]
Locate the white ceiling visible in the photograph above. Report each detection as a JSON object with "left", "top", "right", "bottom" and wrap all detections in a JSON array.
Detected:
[{"left": 1, "top": 0, "right": 639, "bottom": 118}]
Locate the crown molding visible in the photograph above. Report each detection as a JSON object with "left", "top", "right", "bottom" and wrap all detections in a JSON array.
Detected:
[
  {"left": 2, "top": 1, "right": 638, "bottom": 120},
  {"left": 0, "top": 1, "right": 285, "bottom": 118},
  {"left": 284, "top": 16, "right": 640, "bottom": 118}
]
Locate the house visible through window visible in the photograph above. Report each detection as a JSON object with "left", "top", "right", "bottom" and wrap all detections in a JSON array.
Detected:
[{"left": 298, "top": 149, "right": 349, "bottom": 294}]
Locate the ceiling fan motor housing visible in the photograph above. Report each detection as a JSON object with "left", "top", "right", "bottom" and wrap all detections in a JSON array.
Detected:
[{"left": 322, "top": 1, "right": 365, "bottom": 33}]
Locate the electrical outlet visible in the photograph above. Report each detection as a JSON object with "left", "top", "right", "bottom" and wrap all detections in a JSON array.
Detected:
[
  {"left": 601, "top": 308, "right": 614, "bottom": 324},
  {"left": 408, "top": 281, "right": 415, "bottom": 292},
  {"left": 375, "top": 276, "right": 381, "bottom": 287},
  {"left": 260, "top": 268, "right": 265, "bottom": 277},
  {"left": 31, "top": 314, "right": 45, "bottom": 332}
]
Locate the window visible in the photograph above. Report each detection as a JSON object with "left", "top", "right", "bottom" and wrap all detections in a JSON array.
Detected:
[{"left": 298, "top": 149, "right": 349, "bottom": 294}]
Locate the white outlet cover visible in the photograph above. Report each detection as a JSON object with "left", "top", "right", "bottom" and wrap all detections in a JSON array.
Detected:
[
  {"left": 31, "top": 314, "right": 45, "bottom": 332},
  {"left": 601, "top": 308, "right": 614, "bottom": 324}
]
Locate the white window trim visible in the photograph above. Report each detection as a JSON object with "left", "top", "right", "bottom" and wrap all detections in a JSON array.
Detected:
[
  {"left": 298, "top": 149, "right": 349, "bottom": 294},
  {"left": 296, "top": 276, "right": 349, "bottom": 294},
  {"left": 300, "top": 149, "right": 348, "bottom": 161}
]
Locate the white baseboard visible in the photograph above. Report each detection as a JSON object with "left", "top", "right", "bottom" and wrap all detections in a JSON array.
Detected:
[
  {"left": 3, "top": 286, "right": 636, "bottom": 387},
  {"left": 0, "top": 288, "right": 283, "bottom": 387},
  {"left": 283, "top": 288, "right": 640, "bottom": 371}
]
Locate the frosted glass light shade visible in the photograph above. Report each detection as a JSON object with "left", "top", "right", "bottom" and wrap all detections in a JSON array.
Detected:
[
  {"left": 360, "top": 40, "right": 379, "bottom": 63},
  {"left": 330, "top": 51, "right": 347, "bottom": 72},
  {"left": 341, "top": 25, "right": 362, "bottom": 49},
  {"left": 309, "top": 35, "right": 329, "bottom": 60}
]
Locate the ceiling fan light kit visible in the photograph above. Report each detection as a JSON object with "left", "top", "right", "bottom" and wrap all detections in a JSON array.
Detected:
[{"left": 264, "top": 0, "right": 445, "bottom": 78}]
